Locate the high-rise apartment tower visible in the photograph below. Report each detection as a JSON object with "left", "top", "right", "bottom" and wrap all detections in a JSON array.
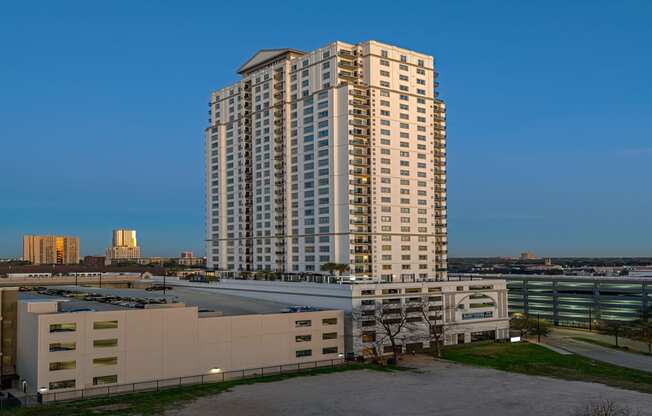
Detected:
[
  {"left": 205, "top": 40, "right": 447, "bottom": 282},
  {"left": 106, "top": 229, "right": 140, "bottom": 263},
  {"left": 23, "top": 235, "right": 80, "bottom": 265}
]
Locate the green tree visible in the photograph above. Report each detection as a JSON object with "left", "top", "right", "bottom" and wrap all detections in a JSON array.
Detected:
[
  {"left": 321, "top": 263, "right": 350, "bottom": 278},
  {"left": 510, "top": 313, "right": 530, "bottom": 338},
  {"left": 528, "top": 318, "right": 551, "bottom": 339}
]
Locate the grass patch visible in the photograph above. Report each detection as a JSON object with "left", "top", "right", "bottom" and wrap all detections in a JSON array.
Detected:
[
  {"left": 570, "top": 337, "right": 652, "bottom": 355},
  {"left": 6, "top": 363, "right": 384, "bottom": 416},
  {"left": 442, "top": 342, "right": 652, "bottom": 394}
]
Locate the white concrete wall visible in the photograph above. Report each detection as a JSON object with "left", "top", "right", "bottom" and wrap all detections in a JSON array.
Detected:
[{"left": 17, "top": 300, "right": 344, "bottom": 394}]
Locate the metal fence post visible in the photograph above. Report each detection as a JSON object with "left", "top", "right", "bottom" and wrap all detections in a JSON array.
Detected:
[{"left": 156, "top": 380, "right": 159, "bottom": 392}]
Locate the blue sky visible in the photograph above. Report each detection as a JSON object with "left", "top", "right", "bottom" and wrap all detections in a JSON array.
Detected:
[{"left": 1, "top": 1, "right": 650, "bottom": 258}]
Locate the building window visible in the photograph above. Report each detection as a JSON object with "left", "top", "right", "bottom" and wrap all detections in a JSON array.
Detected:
[
  {"left": 93, "top": 375, "right": 118, "bottom": 386},
  {"left": 49, "top": 379, "right": 75, "bottom": 390},
  {"left": 295, "top": 320, "right": 312, "bottom": 328},
  {"left": 322, "top": 332, "right": 338, "bottom": 340},
  {"left": 322, "top": 318, "right": 338, "bottom": 325},
  {"left": 49, "top": 323, "right": 76, "bottom": 333},
  {"left": 49, "top": 342, "right": 76, "bottom": 352},
  {"left": 93, "top": 320, "right": 118, "bottom": 330},
  {"left": 49, "top": 361, "right": 76, "bottom": 371},
  {"left": 93, "top": 357, "right": 118, "bottom": 367},
  {"left": 94, "top": 339, "right": 118, "bottom": 348},
  {"left": 322, "top": 347, "right": 338, "bottom": 355},
  {"left": 296, "top": 349, "right": 312, "bottom": 358},
  {"left": 295, "top": 335, "right": 312, "bottom": 342}
]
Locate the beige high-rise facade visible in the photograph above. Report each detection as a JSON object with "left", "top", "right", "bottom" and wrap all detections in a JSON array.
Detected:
[
  {"left": 105, "top": 229, "right": 140, "bottom": 263},
  {"left": 112, "top": 229, "right": 138, "bottom": 248},
  {"left": 23, "top": 235, "right": 80, "bottom": 265},
  {"left": 205, "top": 40, "right": 447, "bottom": 282}
]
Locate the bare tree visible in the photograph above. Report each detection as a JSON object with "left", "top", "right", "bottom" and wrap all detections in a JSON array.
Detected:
[
  {"left": 354, "top": 299, "right": 417, "bottom": 363},
  {"left": 571, "top": 399, "right": 640, "bottom": 416},
  {"left": 411, "top": 295, "right": 446, "bottom": 358}
]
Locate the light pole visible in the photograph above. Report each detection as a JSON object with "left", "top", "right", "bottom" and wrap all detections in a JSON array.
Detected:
[{"left": 537, "top": 313, "right": 541, "bottom": 343}]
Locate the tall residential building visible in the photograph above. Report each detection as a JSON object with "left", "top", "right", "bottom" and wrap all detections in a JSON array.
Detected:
[
  {"left": 22, "top": 235, "right": 80, "bottom": 265},
  {"left": 112, "top": 229, "right": 138, "bottom": 248},
  {"left": 105, "top": 229, "right": 140, "bottom": 263},
  {"left": 205, "top": 40, "right": 447, "bottom": 282}
]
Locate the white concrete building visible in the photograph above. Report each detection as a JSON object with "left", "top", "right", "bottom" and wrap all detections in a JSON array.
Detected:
[
  {"left": 16, "top": 295, "right": 344, "bottom": 396},
  {"left": 160, "top": 278, "right": 509, "bottom": 357},
  {"left": 205, "top": 40, "right": 447, "bottom": 281}
]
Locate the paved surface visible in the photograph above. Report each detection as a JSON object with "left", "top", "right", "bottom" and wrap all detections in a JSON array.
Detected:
[
  {"left": 553, "top": 327, "right": 652, "bottom": 354},
  {"left": 43, "top": 285, "right": 297, "bottom": 315},
  {"left": 165, "top": 358, "right": 652, "bottom": 416},
  {"left": 545, "top": 330, "right": 652, "bottom": 373}
]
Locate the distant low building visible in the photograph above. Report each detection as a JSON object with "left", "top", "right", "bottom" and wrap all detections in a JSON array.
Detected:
[{"left": 82, "top": 256, "right": 106, "bottom": 268}]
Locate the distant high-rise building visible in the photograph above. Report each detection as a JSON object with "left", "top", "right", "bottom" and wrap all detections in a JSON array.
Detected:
[
  {"left": 180, "top": 251, "right": 193, "bottom": 258},
  {"left": 23, "top": 235, "right": 80, "bottom": 265},
  {"left": 106, "top": 229, "right": 140, "bottom": 264},
  {"left": 205, "top": 40, "right": 447, "bottom": 282},
  {"left": 112, "top": 229, "right": 138, "bottom": 248},
  {"left": 520, "top": 251, "right": 537, "bottom": 260}
]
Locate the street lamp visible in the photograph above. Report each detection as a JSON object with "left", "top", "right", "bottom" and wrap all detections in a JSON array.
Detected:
[{"left": 537, "top": 313, "right": 541, "bottom": 343}]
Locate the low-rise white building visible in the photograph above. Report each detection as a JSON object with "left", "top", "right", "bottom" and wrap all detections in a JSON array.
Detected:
[
  {"left": 17, "top": 294, "right": 344, "bottom": 396},
  {"left": 161, "top": 277, "right": 510, "bottom": 357}
]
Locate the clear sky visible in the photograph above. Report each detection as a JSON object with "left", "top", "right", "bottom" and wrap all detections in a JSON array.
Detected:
[{"left": 1, "top": 1, "right": 650, "bottom": 258}]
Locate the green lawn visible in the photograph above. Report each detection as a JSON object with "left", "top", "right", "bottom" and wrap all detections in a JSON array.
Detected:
[
  {"left": 571, "top": 336, "right": 652, "bottom": 356},
  {"left": 6, "top": 363, "right": 385, "bottom": 416},
  {"left": 442, "top": 341, "right": 652, "bottom": 394}
]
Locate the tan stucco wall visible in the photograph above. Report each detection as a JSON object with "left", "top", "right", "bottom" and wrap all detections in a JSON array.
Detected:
[{"left": 17, "top": 302, "right": 344, "bottom": 394}]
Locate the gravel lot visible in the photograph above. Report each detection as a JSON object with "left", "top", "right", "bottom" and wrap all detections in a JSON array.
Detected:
[{"left": 165, "top": 357, "right": 652, "bottom": 416}]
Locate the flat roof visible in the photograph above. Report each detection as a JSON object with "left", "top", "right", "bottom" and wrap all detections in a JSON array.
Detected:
[
  {"left": 20, "top": 286, "right": 315, "bottom": 316},
  {"left": 19, "top": 292, "right": 126, "bottom": 312}
]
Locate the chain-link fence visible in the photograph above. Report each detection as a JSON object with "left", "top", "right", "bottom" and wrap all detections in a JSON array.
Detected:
[{"left": 30, "top": 358, "right": 346, "bottom": 405}]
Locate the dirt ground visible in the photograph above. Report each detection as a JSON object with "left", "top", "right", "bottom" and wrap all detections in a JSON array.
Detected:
[{"left": 164, "top": 356, "right": 652, "bottom": 416}]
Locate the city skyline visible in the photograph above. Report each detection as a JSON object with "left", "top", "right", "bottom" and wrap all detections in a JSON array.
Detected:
[{"left": 1, "top": 1, "right": 651, "bottom": 258}]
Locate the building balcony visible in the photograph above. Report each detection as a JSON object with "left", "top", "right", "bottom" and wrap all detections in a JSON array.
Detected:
[
  {"left": 349, "top": 168, "right": 369, "bottom": 176},
  {"left": 349, "top": 139, "right": 369, "bottom": 148},
  {"left": 350, "top": 159, "right": 369, "bottom": 167},
  {"left": 350, "top": 89, "right": 368, "bottom": 98},
  {"left": 352, "top": 238, "right": 371, "bottom": 244},
  {"left": 349, "top": 178, "right": 369, "bottom": 186},
  {"left": 349, "top": 129, "right": 369, "bottom": 138},
  {"left": 349, "top": 149, "right": 370, "bottom": 157},
  {"left": 349, "top": 109, "right": 369, "bottom": 117},
  {"left": 349, "top": 99, "right": 369, "bottom": 108},
  {"left": 349, "top": 119, "right": 369, "bottom": 127},
  {"left": 338, "top": 60, "right": 357, "bottom": 70},
  {"left": 339, "top": 71, "right": 357, "bottom": 80},
  {"left": 338, "top": 50, "right": 356, "bottom": 59},
  {"left": 350, "top": 197, "right": 371, "bottom": 206}
]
